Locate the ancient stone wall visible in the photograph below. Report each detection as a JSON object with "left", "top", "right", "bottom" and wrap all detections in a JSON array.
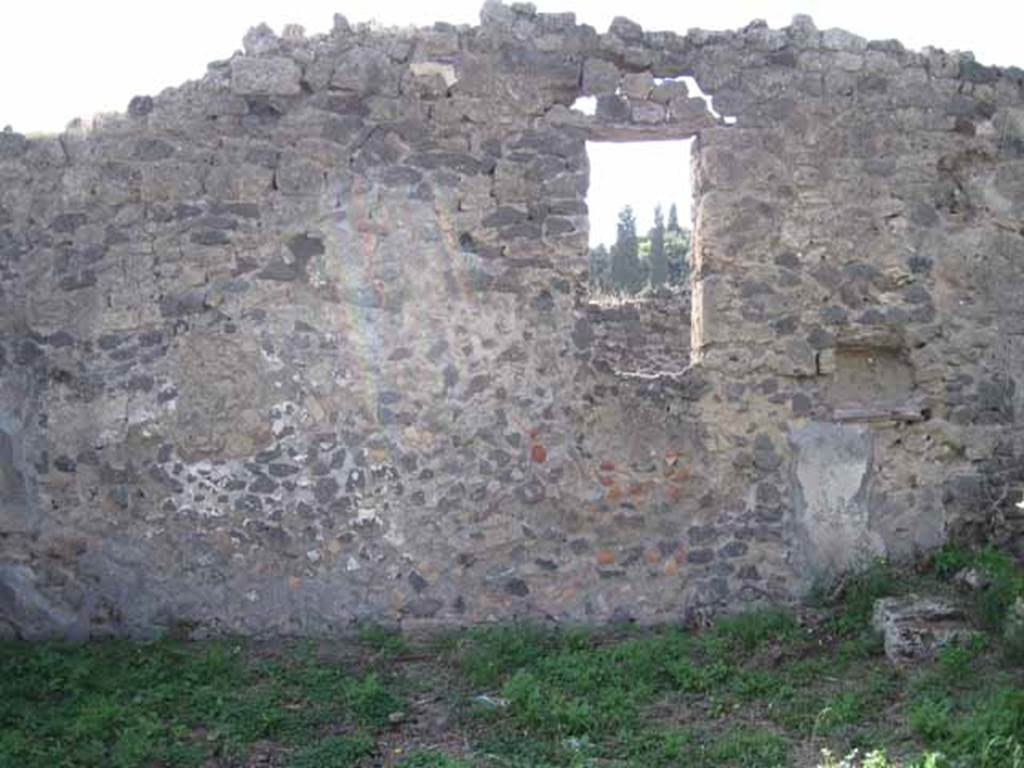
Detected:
[{"left": 1, "top": 2, "right": 1022, "bottom": 638}]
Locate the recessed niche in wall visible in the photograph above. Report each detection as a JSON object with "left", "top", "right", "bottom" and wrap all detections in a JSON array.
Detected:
[
  {"left": 584, "top": 139, "right": 693, "bottom": 297},
  {"left": 823, "top": 345, "right": 925, "bottom": 423}
]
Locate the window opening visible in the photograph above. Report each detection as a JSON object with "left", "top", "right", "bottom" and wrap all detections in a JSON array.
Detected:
[{"left": 585, "top": 139, "right": 693, "bottom": 299}]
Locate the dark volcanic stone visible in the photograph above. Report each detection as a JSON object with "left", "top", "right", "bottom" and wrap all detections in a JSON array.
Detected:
[
  {"left": 505, "top": 578, "right": 530, "bottom": 596},
  {"left": 128, "top": 96, "right": 154, "bottom": 116}
]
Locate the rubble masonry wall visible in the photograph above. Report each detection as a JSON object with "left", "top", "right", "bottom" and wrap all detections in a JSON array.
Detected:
[{"left": 1, "top": 3, "right": 1023, "bottom": 637}]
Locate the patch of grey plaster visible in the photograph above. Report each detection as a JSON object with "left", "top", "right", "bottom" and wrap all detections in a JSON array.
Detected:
[
  {"left": 0, "top": 565, "right": 82, "bottom": 640},
  {"left": 0, "top": 416, "right": 34, "bottom": 534},
  {"left": 789, "top": 422, "right": 884, "bottom": 583}
]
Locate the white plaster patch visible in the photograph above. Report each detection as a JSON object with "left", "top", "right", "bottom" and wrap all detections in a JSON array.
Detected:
[
  {"left": 410, "top": 61, "right": 458, "bottom": 87},
  {"left": 790, "top": 422, "right": 884, "bottom": 579},
  {"left": 356, "top": 507, "right": 380, "bottom": 525}
]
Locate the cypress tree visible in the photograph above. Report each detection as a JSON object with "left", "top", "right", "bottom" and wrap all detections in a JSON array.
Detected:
[
  {"left": 648, "top": 204, "right": 668, "bottom": 287},
  {"left": 667, "top": 202, "right": 681, "bottom": 233},
  {"left": 609, "top": 205, "right": 643, "bottom": 293}
]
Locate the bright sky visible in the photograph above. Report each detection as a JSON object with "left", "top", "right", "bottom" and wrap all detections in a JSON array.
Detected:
[
  {"left": 4, "top": 1, "right": 1020, "bottom": 245},
  {"left": 587, "top": 140, "right": 693, "bottom": 246}
]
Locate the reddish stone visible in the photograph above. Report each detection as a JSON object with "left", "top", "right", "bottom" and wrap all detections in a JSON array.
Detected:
[
  {"left": 530, "top": 444, "right": 547, "bottom": 463},
  {"left": 596, "top": 549, "right": 616, "bottom": 565},
  {"left": 599, "top": 475, "right": 615, "bottom": 487},
  {"left": 600, "top": 460, "right": 616, "bottom": 471}
]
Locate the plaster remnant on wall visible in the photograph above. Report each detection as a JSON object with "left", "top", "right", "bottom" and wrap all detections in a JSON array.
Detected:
[
  {"left": 0, "top": 426, "right": 33, "bottom": 534},
  {"left": 409, "top": 62, "right": 458, "bottom": 88},
  {"left": 789, "top": 423, "right": 884, "bottom": 580}
]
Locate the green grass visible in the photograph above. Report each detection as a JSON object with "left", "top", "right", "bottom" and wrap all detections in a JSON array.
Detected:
[
  {"left": 460, "top": 607, "right": 893, "bottom": 763},
  {"left": 705, "top": 728, "right": 788, "bottom": 765},
  {"left": 291, "top": 733, "right": 376, "bottom": 767},
  {"left": 456, "top": 622, "right": 567, "bottom": 690},
  {"left": 931, "top": 544, "right": 1024, "bottom": 631},
  {"left": 397, "top": 750, "right": 473, "bottom": 767},
  {"left": 1, "top": 551, "right": 1022, "bottom": 767},
  {"left": 829, "top": 558, "right": 901, "bottom": 636},
  {"left": 0, "top": 638, "right": 403, "bottom": 768},
  {"left": 899, "top": 686, "right": 1024, "bottom": 767},
  {"left": 357, "top": 621, "right": 409, "bottom": 658},
  {"left": 931, "top": 544, "right": 1024, "bottom": 664},
  {"left": 707, "top": 607, "right": 799, "bottom": 652}
]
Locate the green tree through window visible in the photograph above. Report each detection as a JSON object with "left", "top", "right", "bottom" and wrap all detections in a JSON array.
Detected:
[{"left": 590, "top": 203, "right": 690, "bottom": 295}]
